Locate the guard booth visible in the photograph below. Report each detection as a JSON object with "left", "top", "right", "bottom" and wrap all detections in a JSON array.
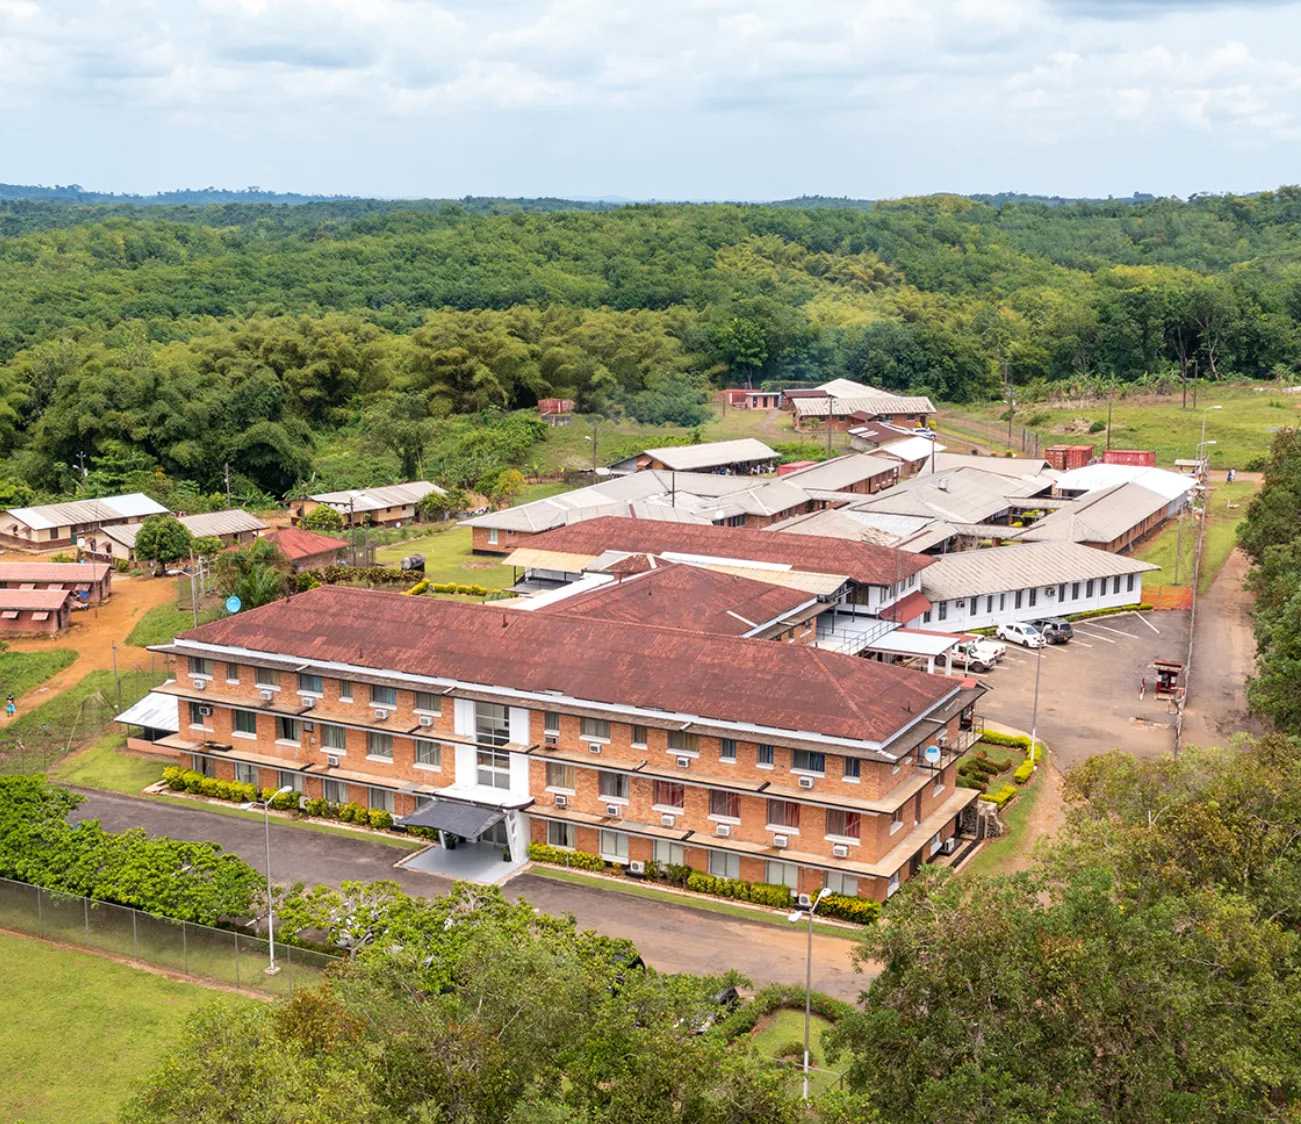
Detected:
[{"left": 1153, "top": 658, "right": 1184, "bottom": 698}]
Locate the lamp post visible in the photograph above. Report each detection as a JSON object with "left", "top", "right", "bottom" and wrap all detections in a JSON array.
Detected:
[
  {"left": 787, "top": 887, "right": 831, "bottom": 1100},
  {"left": 1200, "top": 405, "right": 1222, "bottom": 473},
  {"left": 1028, "top": 632, "right": 1043, "bottom": 770},
  {"left": 241, "top": 785, "right": 294, "bottom": 974}
]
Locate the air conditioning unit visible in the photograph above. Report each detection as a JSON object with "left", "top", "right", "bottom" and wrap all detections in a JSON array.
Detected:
[
  {"left": 660, "top": 813, "right": 676, "bottom": 828},
  {"left": 326, "top": 754, "right": 340, "bottom": 769},
  {"left": 198, "top": 705, "right": 212, "bottom": 717},
  {"left": 772, "top": 833, "right": 789, "bottom": 848},
  {"left": 676, "top": 756, "right": 691, "bottom": 768},
  {"left": 628, "top": 860, "right": 645, "bottom": 875},
  {"left": 544, "top": 733, "right": 558, "bottom": 745},
  {"left": 797, "top": 893, "right": 812, "bottom": 908},
  {"left": 605, "top": 803, "right": 621, "bottom": 818},
  {"left": 941, "top": 836, "right": 960, "bottom": 856},
  {"left": 832, "top": 844, "right": 849, "bottom": 858},
  {"left": 588, "top": 743, "right": 602, "bottom": 754},
  {"left": 715, "top": 823, "right": 731, "bottom": 837},
  {"left": 1046, "top": 586, "right": 1056, "bottom": 597},
  {"left": 259, "top": 689, "right": 274, "bottom": 702},
  {"left": 937, "top": 730, "right": 948, "bottom": 747},
  {"left": 191, "top": 678, "right": 206, "bottom": 690},
  {"left": 301, "top": 696, "right": 316, "bottom": 709},
  {"left": 302, "top": 720, "right": 315, "bottom": 732},
  {"left": 418, "top": 714, "right": 435, "bottom": 727},
  {"left": 797, "top": 775, "right": 815, "bottom": 789},
  {"left": 373, "top": 708, "right": 390, "bottom": 721},
  {"left": 553, "top": 794, "right": 568, "bottom": 808}
]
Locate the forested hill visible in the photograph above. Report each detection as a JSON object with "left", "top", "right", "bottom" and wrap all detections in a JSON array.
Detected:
[{"left": 1, "top": 188, "right": 1300, "bottom": 506}]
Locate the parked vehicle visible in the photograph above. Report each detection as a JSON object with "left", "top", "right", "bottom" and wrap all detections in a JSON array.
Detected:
[
  {"left": 952, "top": 638, "right": 1004, "bottom": 672},
  {"left": 996, "top": 621, "right": 1047, "bottom": 648},
  {"left": 1028, "top": 617, "right": 1073, "bottom": 644}
]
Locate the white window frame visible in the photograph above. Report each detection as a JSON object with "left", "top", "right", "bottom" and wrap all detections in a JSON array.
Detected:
[
  {"left": 370, "top": 787, "right": 395, "bottom": 813},
  {"left": 476, "top": 748, "right": 511, "bottom": 790},
  {"left": 322, "top": 778, "right": 347, "bottom": 804},
  {"left": 545, "top": 762, "right": 576, "bottom": 793},
  {"left": 890, "top": 808, "right": 904, "bottom": 835},
  {"left": 414, "top": 739, "right": 442, "bottom": 770},
  {"left": 580, "top": 716, "right": 611, "bottom": 743},
  {"left": 707, "top": 789, "right": 741, "bottom": 823},
  {"left": 651, "top": 779, "right": 685, "bottom": 813},
  {"left": 320, "top": 723, "right": 347, "bottom": 753},
  {"left": 297, "top": 672, "right": 324, "bottom": 697},
  {"left": 234, "top": 761, "right": 258, "bottom": 786},
  {"left": 653, "top": 839, "right": 684, "bottom": 866},
  {"left": 791, "top": 750, "right": 825, "bottom": 776},
  {"left": 275, "top": 716, "right": 300, "bottom": 745},
  {"left": 843, "top": 755, "right": 861, "bottom": 782},
  {"left": 547, "top": 821, "right": 575, "bottom": 849},
  {"left": 825, "top": 871, "right": 858, "bottom": 897},
  {"left": 366, "top": 731, "right": 394, "bottom": 762},
  {"left": 598, "top": 770, "right": 629, "bottom": 804},
  {"left": 255, "top": 667, "right": 281, "bottom": 690},
  {"left": 413, "top": 691, "right": 442, "bottom": 715},
  {"left": 233, "top": 709, "right": 258, "bottom": 739},
  {"left": 765, "top": 860, "right": 799, "bottom": 890},
  {"left": 719, "top": 738, "right": 737, "bottom": 762},
  {"left": 825, "top": 809, "right": 861, "bottom": 843},
  {"left": 599, "top": 829, "right": 628, "bottom": 862},
  {"left": 887, "top": 871, "right": 901, "bottom": 898}
]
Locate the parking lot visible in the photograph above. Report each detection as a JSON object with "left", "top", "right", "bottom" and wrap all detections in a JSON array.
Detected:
[{"left": 976, "top": 610, "right": 1192, "bottom": 774}]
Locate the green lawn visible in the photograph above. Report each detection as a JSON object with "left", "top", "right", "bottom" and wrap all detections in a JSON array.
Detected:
[
  {"left": 962, "top": 763, "right": 1048, "bottom": 880},
  {"left": 0, "top": 648, "right": 77, "bottom": 701},
  {"left": 126, "top": 601, "right": 225, "bottom": 648},
  {"left": 0, "top": 930, "right": 242, "bottom": 1124},
  {"left": 749, "top": 1009, "right": 839, "bottom": 1093},
  {"left": 375, "top": 525, "right": 512, "bottom": 590},
  {"left": 50, "top": 732, "right": 163, "bottom": 795},
  {"left": 1137, "top": 477, "right": 1258, "bottom": 593}
]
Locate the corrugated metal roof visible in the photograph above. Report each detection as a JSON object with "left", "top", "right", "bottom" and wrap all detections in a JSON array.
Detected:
[
  {"left": 767, "top": 509, "right": 901, "bottom": 547},
  {"left": 0, "top": 561, "right": 111, "bottom": 583},
  {"left": 506, "top": 546, "right": 604, "bottom": 573},
  {"left": 0, "top": 589, "right": 74, "bottom": 610},
  {"left": 173, "top": 585, "right": 959, "bottom": 746},
  {"left": 310, "top": 481, "right": 442, "bottom": 514},
  {"left": 779, "top": 454, "right": 900, "bottom": 491},
  {"left": 922, "top": 453, "right": 1053, "bottom": 479},
  {"left": 873, "top": 436, "right": 945, "bottom": 463},
  {"left": 793, "top": 394, "right": 936, "bottom": 417},
  {"left": 1019, "top": 483, "right": 1169, "bottom": 545},
  {"left": 816, "top": 378, "right": 882, "bottom": 397},
  {"left": 1055, "top": 464, "right": 1194, "bottom": 502},
  {"left": 105, "top": 509, "right": 268, "bottom": 549},
  {"left": 640, "top": 438, "right": 777, "bottom": 472},
  {"left": 5, "top": 493, "right": 167, "bottom": 531},
  {"left": 264, "top": 526, "right": 350, "bottom": 560},
  {"left": 922, "top": 542, "right": 1159, "bottom": 602},
  {"left": 115, "top": 687, "right": 180, "bottom": 733}
]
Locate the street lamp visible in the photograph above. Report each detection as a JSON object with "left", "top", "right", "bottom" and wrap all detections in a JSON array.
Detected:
[
  {"left": 1028, "top": 634, "right": 1043, "bottom": 772},
  {"left": 787, "top": 887, "right": 831, "bottom": 1100},
  {"left": 1200, "top": 405, "right": 1222, "bottom": 469},
  {"left": 241, "top": 785, "right": 294, "bottom": 974}
]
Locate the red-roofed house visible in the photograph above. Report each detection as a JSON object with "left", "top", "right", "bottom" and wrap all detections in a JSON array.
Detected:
[
  {"left": 0, "top": 588, "right": 76, "bottom": 633},
  {"left": 263, "top": 527, "right": 349, "bottom": 572}
]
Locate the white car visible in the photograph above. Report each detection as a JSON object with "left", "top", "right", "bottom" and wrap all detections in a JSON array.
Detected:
[
  {"left": 996, "top": 622, "right": 1046, "bottom": 649},
  {"left": 952, "top": 639, "right": 1005, "bottom": 672}
]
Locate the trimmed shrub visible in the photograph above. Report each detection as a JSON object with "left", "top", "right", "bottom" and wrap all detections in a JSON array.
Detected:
[
  {"left": 748, "top": 882, "right": 794, "bottom": 908},
  {"left": 774, "top": 1040, "right": 805, "bottom": 1060},
  {"left": 716, "top": 982, "right": 855, "bottom": 1040},
  {"left": 818, "top": 894, "right": 881, "bottom": 924},
  {"left": 527, "top": 842, "right": 604, "bottom": 871},
  {"left": 368, "top": 809, "right": 394, "bottom": 830},
  {"left": 983, "top": 784, "right": 1018, "bottom": 809},
  {"left": 1013, "top": 760, "right": 1035, "bottom": 784}
]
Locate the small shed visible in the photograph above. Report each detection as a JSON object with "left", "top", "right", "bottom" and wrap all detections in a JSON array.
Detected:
[
  {"left": 0, "top": 588, "right": 76, "bottom": 634},
  {"left": 538, "top": 398, "right": 574, "bottom": 426},
  {"left": 114, "top": 688, "right": 181, "bottom": 755}
]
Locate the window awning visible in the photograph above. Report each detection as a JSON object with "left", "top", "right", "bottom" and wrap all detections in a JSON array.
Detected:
[{"left": 398, "top": 800, "right": 506, "bottom": 838}]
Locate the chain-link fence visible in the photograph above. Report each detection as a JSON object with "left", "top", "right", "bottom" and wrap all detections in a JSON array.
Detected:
[{"left": 0, "top": 877, "right": 338, "bottom": 996}]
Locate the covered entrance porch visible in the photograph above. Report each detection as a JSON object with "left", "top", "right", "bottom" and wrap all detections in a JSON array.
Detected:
[{"left": 396, "top": 795, "right": 531, "bottom": 886}]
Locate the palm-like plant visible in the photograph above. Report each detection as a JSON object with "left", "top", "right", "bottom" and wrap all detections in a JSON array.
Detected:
[{"left": 214, "top": 538, "right": 292, "bottom": 610}]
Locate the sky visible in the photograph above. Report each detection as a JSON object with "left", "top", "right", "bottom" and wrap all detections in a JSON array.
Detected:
[{"left": 2, "top": 0, "right": 1300, "bottom": 200}]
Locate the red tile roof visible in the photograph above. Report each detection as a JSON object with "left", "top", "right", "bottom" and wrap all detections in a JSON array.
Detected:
[
  {"left": 265, "top": 527, "right": 349, "bottom": 561},
  {"left": 0, "top": 562, "right": 111, "bottom": 583},
  {"left": 521, "top": 516, "right": 931, "bottom": 586},
  {"left": 175, "top": 585, "right": 956, "bottom": 746},
  {"left": 539, "top": 563, "right": 816, "bottom": 636}
]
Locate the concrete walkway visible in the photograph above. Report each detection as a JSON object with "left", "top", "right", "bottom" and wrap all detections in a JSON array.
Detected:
[{"left": 69, "top": 789, "right": 868, "bottom": 999}]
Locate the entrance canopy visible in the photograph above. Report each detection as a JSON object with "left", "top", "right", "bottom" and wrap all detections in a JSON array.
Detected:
[{"left": 399, "top": 800, "right": 505, "bottom": 838}]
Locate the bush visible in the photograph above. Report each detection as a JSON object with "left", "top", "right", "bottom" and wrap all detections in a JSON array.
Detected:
[
  {"left": 368, "top": 809, "right": 394, "bottom": 830},
  {"left": 749, "top": 882, "right": 795, "bottom": 908},
  {"left": 715, "top": 982, "right": 855, "bottom": 1040},
  {"left": 1063, "top": 603, "right": 1148, "bottom": 622},
  {"left": 983, "top": 784, "right": 1018, "bottom": 809},
  {"left": 665, "top": 863, "right": 692, "bottom": 887},
  {"left": 303, "top": 797, "right": 329, "bottom": 818},
  {"left": 527, "top": 842, "right": 604, "bottom": 871},
  {"left": 957, "top": 776, "right": 987, "bottom": 792},
  {"left": 1013, "top": 760, "right": 1035, "bottom": 784},
  {"left": 819, "top": 894, "right": 881, "bottom": 924},
  {"left": 1088, "top": 419, "right": 1107, "bottom": 433},
  {"left": 405, "top": 578, "right": 431, "bottom": 597},
  {"left": 773, "top": 1040, "right": 805, "bottom": 1060}
]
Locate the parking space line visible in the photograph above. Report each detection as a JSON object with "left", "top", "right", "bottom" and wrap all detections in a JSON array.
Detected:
[
  {"left": 1076, "top": 629, "right": 1116, "bottom": 643},
  {"left": 1072, "top": 641, "right": 1094, "bottom": 647},
  {"left": 1092, "top": 624, "right": 1138, "bottom": 638},
  {"left": 1135, "top": 613, "right": 1160, "bottom": 634}
]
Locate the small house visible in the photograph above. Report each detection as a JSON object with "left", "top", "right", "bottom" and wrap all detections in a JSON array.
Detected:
[
  {"left": 289, "top": 482, "right": 443, "bottom": 528},
  {"left": 0, "top": 588, "right": 76, "bottom": 634},
  {"left": 0, "top": 493, "right": 168, "bottom": 549},
  {"left": 263, "top": 527, "right": 350, "bottom": 573},
  {"left": 0, "top": 561, "right": 112, "bottom": 604}
]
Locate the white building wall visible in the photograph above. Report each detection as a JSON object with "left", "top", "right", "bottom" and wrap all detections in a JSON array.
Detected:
[{"left": 913, "top": 571, "right": 1143, "bottom": 630}]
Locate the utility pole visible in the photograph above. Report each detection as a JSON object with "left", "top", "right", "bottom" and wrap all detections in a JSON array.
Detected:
[
  {"left": 1106, "top": 390, "right": 1113, "bottom": 452},
  {"left": 224, "top": 462, "right": 232, "bottom": 509},
  {"left": 188, "top": 549, "right": 199, "bottom": 629},
  {"left": 111, "top": 641, "right": 122, "bottom": 713}
]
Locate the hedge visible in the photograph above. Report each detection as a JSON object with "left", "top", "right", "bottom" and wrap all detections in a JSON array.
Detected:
[
  {"left": 1013, "top": 760, "right": 1035, "bottom": 784},
  {"left": 982, "top": 784, "right": 1018, "bottom": 809},
  {"left": 527, "top": 842, "right": 604, "bottom": 871},
  {"left": 163, "top": 767, "right": 395, "bottom": 831},
  {"left": 978, "top": 730, "right": 1044, "bottom": 761},
  {"left": 716, "top": 982, "right": 855, "bottom": 1040},
  {"left": 1064, "top": 602, "right": 1153, "bottom": 621}
]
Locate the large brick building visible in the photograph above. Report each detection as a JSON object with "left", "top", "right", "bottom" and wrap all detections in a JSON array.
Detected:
[{"left": 153, "top": 585, "right": 982, "bottom": 902}]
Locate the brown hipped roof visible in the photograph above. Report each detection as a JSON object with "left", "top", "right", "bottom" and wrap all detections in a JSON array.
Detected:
[
  {"left": 521, "top": 516, "right": 931, "bottom": 587},
  {"left": 0, "top": 562, "right": 111, "bottom": 583},
  {"left": 538, "top": 563, "right": 816, "bottom": 636},
  {"left": 174, "top": 585, "right": 955, "bottom": 748},
  {"left": 264, "top": 527, "right": 349, "bottom": 561}
]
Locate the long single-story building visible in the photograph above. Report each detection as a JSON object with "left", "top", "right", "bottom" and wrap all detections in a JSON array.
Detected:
[
  {"left": 85, "top": 509, "right": 268, "bottom": 565},
  {"left": 1016, "top": 482, "right": 1175, "bottom": 553},
  {"left": 0, "top": 588, "right": 77, "bottom": 633},
  {"left": 0, "top": 561, "right": 113, "bottom": 604},
  {"left": 263, "top": 527, "right": 351, "bottom": 572},
  {"left": 0, "top": 493, "right": 168, "bottom": 549},
  {"left": 915, "top": 542, "right": 1158, "bottom": 630},
  {"left": 607, "top": 438, "right": 778, "bottom": 476},
  {"left": 290, "top": 482, "right": 443, "bottom": 528},
  {"left": 778, "top": 453, "right": 901, "bottom": 496},
  {"left": 787, "top": 380, "right": 937, "bottom": 432}
]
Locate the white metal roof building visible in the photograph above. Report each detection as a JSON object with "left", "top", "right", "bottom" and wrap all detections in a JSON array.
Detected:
[
  {"left": 608, "top": 438, "right": 778, "bottom": 475},
  {"left": 778, "top": 453, "right": 901, "bottom": 492},
  {"left": 1017, "top": 483, "right": 1172, "bottom": 550},
  {"left": 1054, "top": 464, "right": 1194, "bottom": 507},
  {"left": 91, "top": 509, "right": 269, "bottom": 562},
  {"left": 793, "top": 394, "right": 937, "bottom": 420},
  {"left": 308, "top": 481, "right": 443, "bottom": 516},
  {"left": 1, "top": 493, "right": 169, "bottom": 546}
]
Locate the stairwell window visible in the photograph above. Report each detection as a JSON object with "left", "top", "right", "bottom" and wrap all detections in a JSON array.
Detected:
[
  {"left": 476, "top": 749, "right": 511, "bottom": 790},
  {"left": 476, "top": 702, "right": 510, "bottom": 747}
]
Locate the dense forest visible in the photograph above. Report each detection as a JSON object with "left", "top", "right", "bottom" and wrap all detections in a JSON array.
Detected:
[{"left": 2, "top": 188, "right": 1301, "bottom": 502}]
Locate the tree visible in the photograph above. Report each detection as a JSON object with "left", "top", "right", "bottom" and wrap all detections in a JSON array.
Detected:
[
  {"left": 190, "top": 535, "right": 224, "bottom": 559},
  {"left": 417, "top": 486, "right": 467, "bottom": 522},
  {"left": 301, "top": 504, "right": 344, "bottom": 533},
  {"left": 487, "top": 468, "right": 525, "bottom": 509},
  {"left": 214, "top": 538, "right": 291, "bottom": 610},
  {"left": 362, "top": 393, "right": 436, "bottom": 480},
  {"left": 133, "top": 515, "right": 193, "bottom": 574}
]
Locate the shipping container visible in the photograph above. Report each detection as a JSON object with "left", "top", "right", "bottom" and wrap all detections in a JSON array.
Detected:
[
  {"left": 1102, "top": 449, "right": 1157, "bottom": 467},
  {"left": 1045, "top": 444, "right": 1095, "bottom": 471}
]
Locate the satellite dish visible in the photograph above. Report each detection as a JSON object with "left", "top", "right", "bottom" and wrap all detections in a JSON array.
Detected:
[
  {"left": 225, "top": 595, "right": 242, "bottom": 614},
  {"left": 924, "top": 744, "right": 941, "bottom": 765}
]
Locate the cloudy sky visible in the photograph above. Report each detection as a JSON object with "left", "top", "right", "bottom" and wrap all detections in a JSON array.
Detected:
[{"left": 1, "top": 0, "right": 1299, "bottom": 199}]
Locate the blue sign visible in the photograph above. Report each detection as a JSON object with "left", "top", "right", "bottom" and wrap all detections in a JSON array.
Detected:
[
  {"left": 225, "top": 596, "right": 242, "bottom": 614},
  {"left": 924, "top": 744, "right": 941, "bottom": 765}
]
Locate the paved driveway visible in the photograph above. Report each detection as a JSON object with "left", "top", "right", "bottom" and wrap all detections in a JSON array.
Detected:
[{"left": 70, "top": 789, "right": 867, "bottom": 1000}]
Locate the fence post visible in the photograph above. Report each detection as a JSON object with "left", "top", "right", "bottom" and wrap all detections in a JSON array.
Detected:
[
  {"left": 132, "top": 909, "right": 138, "bottom": 959},
  {"left": 234, "top": 932, "right": 240, "bottom": 987},
  {"left": 182, "top": 922, "right": 189, "bottom": 975},
  {"left": 84, "top": 896, "right": 90, "bottom": 941},
  {"left": 287, "top": 947, "right": 293, "bottom": 997},
  {"left": 35, "top": 886, "right": 42, "bottom": 938}
]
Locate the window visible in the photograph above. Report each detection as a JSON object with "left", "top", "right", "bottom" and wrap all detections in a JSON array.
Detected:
[
  {"left": 767, "top": 800, "right": 800, "bottom": 830},
  {"left": 938, "top": 601, "right": 948, "bottom": 621},
  {"left": 477, "top": 749, "right": 511, "bottom": 790},
  {"left": 719, "top": 738, "right": 737, "bottom": 762},
  {"left": 654, "top": 839, "right": 684, "bottom": 866},
  {"left": 653, "top": 780, "right": 684, "bottom": 809},
  {"left": 369, "top": 787, "right": 395, "bottom": 813},
  {"left": 544, "top": 712, "right": 561, "bottom": 735},
  {"left": 256, "top": 668, "right": 280, "bottom": 689},
  {"left": 765, "top": 861, "right": 799, "bottom": 889},
  {"left": 187, "top": 657, "right": 213, "bottom": 678},
  {"left": 321, "top": 723, "right": 346, "bottom": 751},
  {"left": 708, "top": 850, "right": 740, "bottom": 879},
  {"left": 323, "top": 778, "right": 347, "bottom": 804},
  {"left": 1071, "top": 582, "right": 1080, "bottom": 600},
  {"left": 1057, "top": 584, "right": 1066, "bottom": 602},
  {"left": 1127, "top": 573, "right": 1136, "bottom": 593},
  {"left": 415, "top": 739, "right": 442, "bottom": 768},
  {"left": 757, "top": 744, "right": 775, "bottom": 767},
  {"left": 581, "top": 716, "right": 611, "bottom": 742},
  {"left": 235, "top": 762, "right": 258, "bottom": 786},
  {"left": 599, "top": 830, "right": 628, "bottom": 860},
  {"left": 999, "top": 593, "right": 1006, "bottom": 611},
  {"left": 370, "top": 684, "right": 397, "bottom": 708},
  {"left": 545, "top": 762, "right": 576, "bottom": 790},
  {"left": 275, "top": 716, "right": 300, "bottom": 743},
  {"left": 1086, "top": 579, "right": 1095, "bottom": 598},
  {"left": 792, "top": 750, "right": 825, "bottom": 774},
  {"left": 1029, "top": 588, "right": 1037, "bottom": 608},
  {"left": 933, "top": 773, "right": 945, "bottom": 796},
  {"left": 1014, "top": 590, "right": 1023, "bottom": 609},
  {"left": 413, "top": 691, "right": 441, "bottom": 714},
  {"left": 188, "top": 701, "right": 207, "bottom": 727},
  {"left": 631, "top": 724, "right": 648, "bottom": 747},
  {"left": 826, "top": 810, "right": 862, "bottom": 839},
  {"left": 599, "top": 771, "right": 629, "bottom": 802},
  {"left": 233, "top": 709, "right": 257, "bottom": 736},
  {"left": 1113, "top": 575, "right": 1121, "bottom": 595},
  {"left": 548, "top": 821, "right": 575, "bottom": 849},
  {"left": 668, "top": 731, "right": 699, "bottom": 755},
  {"left": 367, "top": 731, "right": 393, "bottom": 760},
  {"left": 337, "top": 679, "right": 353, "bottom": 702},
  {"left": 225, "top": 662, "right": 241, "bottom": 683},
  {"left": 709, "top": 789, "right": 740, "bottom": 819},
  {"left": 297, "top": 672, "right": 323, "bottom": 695},
  {"left": 843, "top": 756, "right": 861, "bottom": 780},
  {"left": 193, "top": 755, "right": 216, "bottom": 778},
  {"left": 825, "top": 871, "right": 859, "bottom": 897},
  {"left": 922, "top": 609, "right": 932, "bottom": 624},
  {"left": 887, "top": 871, "right": 901, "bottom": 898},
  {"left": 476, "top": 702, "right": 510, "bottom": 747},
  {"left": 987, "top": 595, "right": 994, "bottom": 614},
  {"left": 277, "top": 770, "right": 298, "bottom": 792},
  {"left": 488, "top": 528, "right": 499, "bottom": 546},
  {"left": 890, "top": 808, "right": 903, "bottom": 834}
]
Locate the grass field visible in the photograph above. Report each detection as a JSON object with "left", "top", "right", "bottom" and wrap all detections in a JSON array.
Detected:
[
  {"left": 0, "top": 931, "right": 238, "bottom": 1124},
  {"left": 126, "top": 601, "right": 225, "bottom": 647},
  {"left": 374, "top": 524, "right": 512, "bottom": 590},
  {"left": 1137, "top": 477, "right": 1258, "bottom": 594},
  {"left": 50, "top": 731, "right": 163, "bottom": 795},
  {"left": 749, "top": 1009, "right": 839, "bottom": 1093},
  {"left": 0, "top": 648, "right": 77, "bottom": 701},
  {"left": 943, "top": 385, "right": 1291, "bottom": 468}
]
